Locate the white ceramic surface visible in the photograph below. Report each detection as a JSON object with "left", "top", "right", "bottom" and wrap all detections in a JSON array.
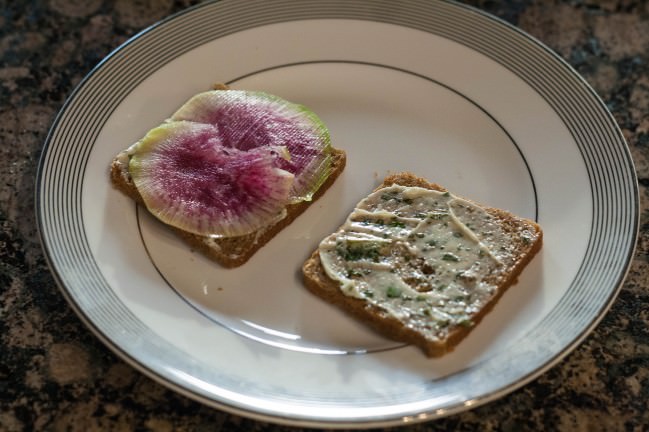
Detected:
[{"left": 37, "top": 1, "right": 637, "bottom": 428}]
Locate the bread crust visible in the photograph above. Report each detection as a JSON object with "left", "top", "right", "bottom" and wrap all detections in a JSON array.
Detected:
[
  {"left": 301, "top": 172, "right": 543, "bottom": 357},
  {"left": 111, "top": 141, "right": 346, "bottom": 268}
]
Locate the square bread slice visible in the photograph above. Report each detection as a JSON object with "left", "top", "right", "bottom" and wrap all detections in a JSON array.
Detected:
[
  {"left": 111, "top": 83, "right": 346, "bottom": 268},
  {"left": 111, "top": 148, "right": 345, "bottom": 267},
  {"left": 302, "top": 172, "right": 542, "bottom": 357}
]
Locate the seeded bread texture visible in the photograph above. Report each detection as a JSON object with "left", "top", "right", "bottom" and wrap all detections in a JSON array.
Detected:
[{"left": 301, "top": 172, "right": 543, "bottom": 357}]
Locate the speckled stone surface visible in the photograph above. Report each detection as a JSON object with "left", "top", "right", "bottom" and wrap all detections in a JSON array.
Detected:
[{"left": 1, "top": 0, "right": 648, "bottom": 430}]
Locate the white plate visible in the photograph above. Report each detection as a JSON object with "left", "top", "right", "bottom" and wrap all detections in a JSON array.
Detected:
[{"left": 37, "top": 0, "right": 638, "bottom": 428}]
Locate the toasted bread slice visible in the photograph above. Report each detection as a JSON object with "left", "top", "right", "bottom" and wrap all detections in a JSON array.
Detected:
[
  {"left": 110, "top": 84, "right": 346, "bottom": 267},
  {"left": 111, "top": 147, "right": 345, "bottom": 268},
  {"left": 302, "top": 172, "right": 542, "bottom": 357}
]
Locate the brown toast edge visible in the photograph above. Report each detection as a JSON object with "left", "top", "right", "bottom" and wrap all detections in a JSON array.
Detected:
[
  {"left": 111, "top": 147, "right": 346, "bottom": 268},
  {"left": 301, "top": 172, "right": 543, "bottom": 357}
]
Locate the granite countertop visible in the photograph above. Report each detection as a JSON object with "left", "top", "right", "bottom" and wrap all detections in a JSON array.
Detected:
[{"left": 1, "top": 0, "right": 648, "bottom": 430}]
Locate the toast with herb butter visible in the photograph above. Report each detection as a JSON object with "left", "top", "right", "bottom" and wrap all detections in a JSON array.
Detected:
[
  {"left": 302, "top": 172, "right": 542, "bottom": 357},
  {"left": 110, "top": 84, "right": 346, "bottom": 268}
]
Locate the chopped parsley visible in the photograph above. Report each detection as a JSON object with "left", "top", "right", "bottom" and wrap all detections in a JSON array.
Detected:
[
  {"left": 346, "top": 269, "right": 364, "bottom": 278},
  {"left": 386, "top": 286, "right": 401, "bottom": 298},
  {"left": 388, "top": 219, "right": 406, "bottom": 228},
  {"left": 336, "top": 242, "right": 381, "bottom": 262},
  {"left": 380, "top": 191, "right": 412, "bottom": 205},
  {"left": 458, "top": 319, "right": 474, "bottom": 328},
  {"left": 358, "top": 218, "right": 387, "bottom": 227},
  {"left": 442, "top": 253, "right": 460, "bottom": 262}
]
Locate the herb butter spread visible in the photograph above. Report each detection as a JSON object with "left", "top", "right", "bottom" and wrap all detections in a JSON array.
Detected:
[{"left": 318, "top": 184, "right": 538, "bottom": 341}]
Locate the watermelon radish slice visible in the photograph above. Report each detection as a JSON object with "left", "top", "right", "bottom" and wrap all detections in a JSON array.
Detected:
[
  {"left": 171, "top": 90, "right": 333, "bottom": 203},
  {"left": 129, "top": 121, "right": 295, "bottom": 237}
]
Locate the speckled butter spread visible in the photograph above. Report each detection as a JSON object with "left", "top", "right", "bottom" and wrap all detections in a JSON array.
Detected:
[{"left": 318, "top": 184, "right": 538, "bottom": 341}]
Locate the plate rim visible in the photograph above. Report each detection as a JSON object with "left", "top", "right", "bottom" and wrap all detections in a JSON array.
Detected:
[{"left": 35, "top": 0, "right": 639, "bottom": 428}]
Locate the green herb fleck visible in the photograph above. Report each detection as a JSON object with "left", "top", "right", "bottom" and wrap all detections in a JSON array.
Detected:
[
  {"left": 459, "top": 319, "right": 474, "bottom": 328},
  {"left": 442, "top": 253, "right": 459, "bottom": 262},
  {"left": 337, "top": 243, "right": 380, "bottom": 262},
  {"left": 389, "top": 219, "right": 406, "bottom": 228},
  {"left": 347, "top": 269, "right": 363, "bottom": 278},
  {"left": 386, "top": 286, "right": 401, "bottom": 298}
]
